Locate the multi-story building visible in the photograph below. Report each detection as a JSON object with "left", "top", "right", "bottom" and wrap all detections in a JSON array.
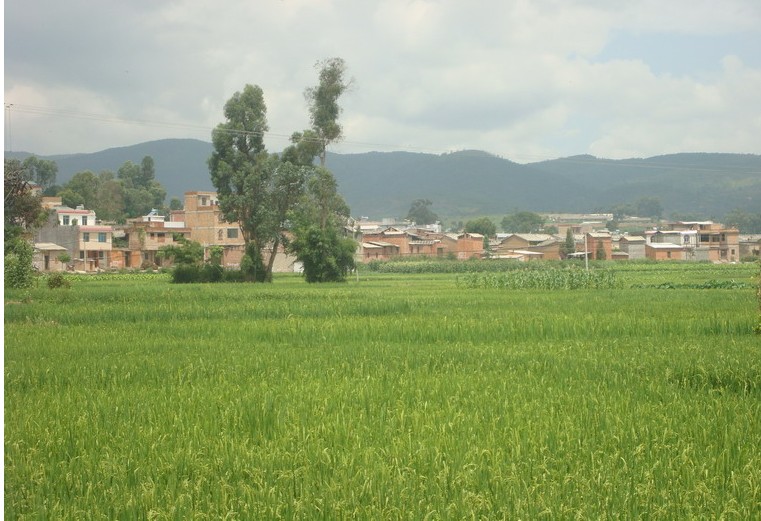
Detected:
[
  {"left": 34, "top": 202, "right": 114, "bottom": 271},
  {"left": 112, "top": 209, "right": 192, "bottom": 269},
  {"left": 172, "top": 191, "right": 246, "bottom": 267},
  {"left": 172, "top": 191, "right": 298, "bottom": 271},
  {"left": 646, "top": 221, "right": 740, "bottom": 262}
]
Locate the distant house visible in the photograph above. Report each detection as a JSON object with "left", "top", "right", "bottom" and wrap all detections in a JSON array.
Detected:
[
  {"left": 32, "top": 243, "right": 69, "bottom": 272},
  {"left": 738, "top": 235, "right": 761, "bottom": 259},
  {"left": 172, "top": 191, "right": 298, "bottom": 271},
  {"left": 647, "top": 221, "right": 740, "bottom": 262},
  {"left": 494, "top": 233, "right": 561, "bottom": 260},
  {"left": 35, "top": 204, "right": 114, "bottom": 271},
  {"left": 114, "top": 209, "right": 192, "bottom": 269},
  {"left": 586, "top": 232, "right": 612, "bottom": 260},
  {"left": 448, "top": 232, "right": 483, "bottom": 259},
  {"left": 646, "top": 242, "right": 685, "bottom": 261},
  {"left": 360, "top": 241, "right": 400, "bottom": 261},
  {"left": 618, "top": 235, "right": 646, "bottom": 260}
]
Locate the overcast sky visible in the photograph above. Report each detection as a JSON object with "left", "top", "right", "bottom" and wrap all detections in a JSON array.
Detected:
[{"left": 5, "top": 0, "right": 761, "bottom": 161}]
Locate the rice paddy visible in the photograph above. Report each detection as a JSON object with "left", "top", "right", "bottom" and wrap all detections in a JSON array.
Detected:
[{"left": 4, "top": 262, "right": 760, "bottom": 519}]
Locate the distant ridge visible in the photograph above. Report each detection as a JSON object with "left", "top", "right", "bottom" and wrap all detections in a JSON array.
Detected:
[{"left": 6, "top": 141, "right": 761, "bottom": 220}]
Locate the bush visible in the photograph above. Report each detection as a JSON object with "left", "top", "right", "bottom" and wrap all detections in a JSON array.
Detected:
[
  {"left": 222, "top": 269, "right": 246, "bottom": 283},
  {"left": 171, "top": 264, "right": 201, "bottom": 283},
  {"left": 4, "top": 239, "right": 35, "bottom": 289},
  {"left": 47, "top": 272, "right": 71, "bottom": 289},
  {"left": 200, "top": 263, "right": 224, "bottom": 283},
  {"left": 171, "top": 262, "right": 244, "bottom": 284}
]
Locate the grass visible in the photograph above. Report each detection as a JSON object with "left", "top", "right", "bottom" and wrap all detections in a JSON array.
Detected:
[{"left": 5, "top": 264, "right": 761, "bottom": 519}]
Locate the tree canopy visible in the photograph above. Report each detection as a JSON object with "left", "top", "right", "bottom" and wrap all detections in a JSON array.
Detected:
[
  {"left": 210, "top": 60, "right": 356, "bottom": 283},
  {"left": 501, "top": 211, "right": 545, "bottom": 233},
  {"left": 4, "top": 159, "right": 49, "bottom": 288},
  {"left": 304, "top": 57, "right": 352, "bottom": 166},
  {"left": 406, "top": 199, "right": 439, "bottom": 225},
  {"left": 464, "top": 217, "right": 497, "bottom": 237},
  {"left": 53, "top": 156, "right": 167, "bottom": 222}
]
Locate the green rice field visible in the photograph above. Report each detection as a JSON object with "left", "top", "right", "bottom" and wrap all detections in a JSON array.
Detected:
[{"left": 5, "top": 262, "right": 760, "bottom": 519}]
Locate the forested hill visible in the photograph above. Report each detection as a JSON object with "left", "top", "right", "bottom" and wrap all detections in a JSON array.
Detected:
[{"left": 7, "top": 140, "right": 761, "bottom": 219}]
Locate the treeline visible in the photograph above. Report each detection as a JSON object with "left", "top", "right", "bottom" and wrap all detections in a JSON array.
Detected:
[
  {"left": 7, "top": 155, "right": 174, "bottom": 223},
  {"left": 53, "top": 156, "right": 171, "bottom": 222}
]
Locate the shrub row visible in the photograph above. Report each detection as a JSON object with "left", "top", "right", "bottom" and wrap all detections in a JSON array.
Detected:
[
  {"left": 630, "top": 279, "right": 752, "bottom": 290},
  {"left": 171, "top": 264, "right": 246, "bottom": 284}
]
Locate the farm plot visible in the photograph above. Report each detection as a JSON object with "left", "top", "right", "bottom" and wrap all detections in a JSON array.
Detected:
[{"left": 4, "top": 265, "right": 760, "bottom": 519}]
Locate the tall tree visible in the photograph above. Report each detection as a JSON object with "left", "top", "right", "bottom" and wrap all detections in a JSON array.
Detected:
[
  {"left": 209, "top": 84, "right": 279, "bottom": 282},
  {"left": 465, "top": 217, "right": 497, "bottom": 237},
  {"left": 304, "top": 57, "right": 352, "bottom": 166},
  {"left": 4, "top": 159, "right": 48, "bottom": 288},
  {"left": 561, "top": 228, "right": 576, "bottom": 258},
  {"left": 406, "top": 199, "right": 439, "bottom": 225},
  {"left": 21, "top": 156, "right": 58, "bottom": 189},
  {"left": 289, "top": 167, "right": 355, "bottom": 283}
]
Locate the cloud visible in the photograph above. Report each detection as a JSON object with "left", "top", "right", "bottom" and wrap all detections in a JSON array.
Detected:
[{"left": 4, "top": 0, "right": 761, "bottom": 159}]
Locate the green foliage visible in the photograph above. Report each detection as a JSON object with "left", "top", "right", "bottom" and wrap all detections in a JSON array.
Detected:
[
  {"left": 464, "top": 216, "right": 496, "bottom": 237},
  {"left": 501, "top": 211, "right": 545, "bottom": 233},
  {"left": 171, "top": 264, "right": 201, "bottom": 284},
  {"left": 4, "top": 268, "right": 759, "bottom": 518},
  {"left": 207, "top": 245, "right": 224, "bottom": 266},
  {"left": 459, "top": 268, "right": 622, "bottom": 290},
  {"left": 210, "top": 85, "right": 309, "bottom": 283},
  {"left": 595, "top": 239, "right": 606, "bottom": 260},
  {"left": 4, "top": 238, "right": 35, "bottom": 289},
  {"left": 304, "top": 57, "right": 351, "bottom": 166},
  {"left": 59, "top": 157, "right": 166, "bottom": 221},
  {"left": 406, "top": 198, "right": 439, "bottom": 225},
  {"left": 724, "top": 208, "right": 761, "bottom": 233},
  {"left": 4, "top": 159, "right": 49, "bottom": 232},
  {"left": 157, "top": 238, "right": 204, "bottom": 266},
  {"left": 20, "top": 156, "right": 58, "bottom": 189},
  {"left": 46, "top": 272, "right": 70, "bottom": 289},
  {"left": 561, "top": 228, "right": 576, "bottom": 258},
  {"left": 56, "top": 252, "right": 71, "bottom": 264},
  {"left": 756, "top": 260, "right": 761, "bottom": 334},
  {"left": 291, "top": 225, "right": 356, "bottom": 283},
  {"left": 611, "top": 196, "right": 664, "bottom": 220},
  {"left": 169, "top": 197, "right": 183, "bottom": 211}
]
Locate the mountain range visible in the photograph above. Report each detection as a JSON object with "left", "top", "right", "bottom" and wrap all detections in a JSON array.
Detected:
[{"left": 7, "top": 139, "right": 761, "bottom": 221}]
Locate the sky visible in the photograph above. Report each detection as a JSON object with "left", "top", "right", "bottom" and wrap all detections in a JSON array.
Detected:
[{"left": 4, "top": 0, "right": 761, "bottom": 161}]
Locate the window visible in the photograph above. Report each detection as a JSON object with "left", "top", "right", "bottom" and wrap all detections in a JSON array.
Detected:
[
  {"left": 667, "top": 251, "right": 672, "bottom": 259},
  {"left": 98, "top": 251, "right": 105, "bottom": 260},
  {"left": 63, "top": 215, "right": 70, "bottom": 225},
  {"left": 227, "top": 228, "right": 239, "bottom": 239},
  {"left": 98, "top": 232, "right": 107, "bottom": 243},
  {"left": 82, "top": 216, "right": 88, "bottom": 225},
  {"left": 218, "top": 229, "right": 223, "bottom": 240},
  {"left": 83, "top": 232, "right": 90, "bottom": 242},
  {"left": 79, "top": 251, "right": 85, "bottom": 260}
]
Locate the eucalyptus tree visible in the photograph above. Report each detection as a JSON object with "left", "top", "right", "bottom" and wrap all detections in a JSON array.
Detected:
[
  {"left": 209, "top": 84, "right": 310, "bottom": 282},
  {"left": 304, "top": 57, "right": 352, "bottom": 166}
]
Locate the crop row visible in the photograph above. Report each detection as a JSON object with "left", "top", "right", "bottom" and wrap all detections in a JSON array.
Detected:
[{"left": 457, "top": 268, "right": 623, "bottom": 290}]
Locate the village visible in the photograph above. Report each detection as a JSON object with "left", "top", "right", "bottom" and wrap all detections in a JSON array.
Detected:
[{"left": 32, "top": 189, "right": 760, "bottom": 274}]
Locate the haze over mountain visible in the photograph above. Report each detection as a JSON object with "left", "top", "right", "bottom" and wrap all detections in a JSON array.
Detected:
[{"left": 7, "top": 139, "right": 761, "bottom": 221}]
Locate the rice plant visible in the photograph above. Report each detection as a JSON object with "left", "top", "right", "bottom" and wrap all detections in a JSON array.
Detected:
[{"left": 4, "top": 264, "right": 760, "bottom": 518}]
